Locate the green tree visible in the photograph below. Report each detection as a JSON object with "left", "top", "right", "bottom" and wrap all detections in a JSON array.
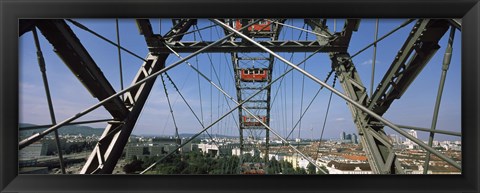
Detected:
[
  {"left": 295, "top": 167, "right": 307, "bottom": 174},
  {"left": 317, "top": 166, "right": 329, "bottom": 174},
  {"left": 307, "top": 162, "right": 316, "bottom": 174},
  {"left": 242, "top": 153, "right": 253, "bottom": 162},
  {"left": 267, "top": 157, "right": 281, "bottom": 174},
  {"left": 123, "top": 159, "right": 144, "bottom": 174}
]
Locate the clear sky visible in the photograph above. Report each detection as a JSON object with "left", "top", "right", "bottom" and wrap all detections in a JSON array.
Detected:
[{"left": 19, "top": 19, "right": 461, "bottom": 141}]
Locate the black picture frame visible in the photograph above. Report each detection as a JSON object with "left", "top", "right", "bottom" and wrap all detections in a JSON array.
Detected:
[{"left": 1, "top": 0, "right": 479, "bottom": 192}]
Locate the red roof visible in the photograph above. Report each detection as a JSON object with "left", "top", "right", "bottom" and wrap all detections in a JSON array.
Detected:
[{"left": 342, "top": 154, "right": 368, "bottom": 161}]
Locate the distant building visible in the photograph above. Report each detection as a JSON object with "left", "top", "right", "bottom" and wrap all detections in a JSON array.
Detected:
[
  {"left": 19, "top": 142, "right": 47, "bottom": 159},
  {"left": 267, "top": 153, "right": 286, "bottom": 161},
  {"left": 427, "top": 165, "right": 461, "bottom": 174},
  {"left": 339, "top": 131, "right": 358, "bottom": 144},
  {"left": 341, "top": 131, "right": 346, "bottom": 140},
  {"left": 198, "top": 143, "right": 219, "bottom": 156},
  {"left": 283, "top": 153, "right": 311, "bottom": 169},
  {"left": 388, "top": 134, "right": 401, "bottom": 144},
  {"left": 297, "top": 157, "right": 310, "bottom": 169},
  {"left": 232, "top": 148, "right": 255, "bottom": 157},
  {"left": 149, "top": 146, "right": 164, "bottom": 156},
  {"left": 326, "top": 161, "right": 372, "bottom": 174},
  {"left": 152, "top": 137, "right": 179, "bottom": 146},
  {"left": 125, "top": 145, "right": 146, "bottom": 160},
  {"left": 283, "top": 154, "right": 298, "bottom": 168},
  {"left": 405, "top": 130, "right": 418, "bottom": 143},
  {"left": 341, "top": 154, "right": 367, "bottom": 162},
  {"left": 345, "top": 134, "right": 352, "bottom": 141},
  {"left": 405, "top": 130, "right": 419, "bottom": 149},
  {"left": 125, "top": 137, "right": 186, "bottom": 160},
  {"left": 352, "top": 133, "right": 358, "bottom": 144},
  {"left": 402, "top": 164, "right": 423, "bottom": 174}
]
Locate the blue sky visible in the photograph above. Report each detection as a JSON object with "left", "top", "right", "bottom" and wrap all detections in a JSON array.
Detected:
[{"left": 19, "top": 19, "right": 461, "bottom": 141}]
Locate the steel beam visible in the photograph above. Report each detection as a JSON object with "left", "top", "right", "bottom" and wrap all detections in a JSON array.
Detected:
[
  {"left": 309, "top": 19, "right": 450, "bottom": 173},
  {"left": 448, "top": 19, "right": 461, "bottom": 31},
  {"left": 424, "top": 27, "right": 456, "bottom": 173},
  {"left": 148, "top": 40, "right": 347, "bottom": 53},
  {"left": 330, "top": 52, "right": 404, "bottom": 174},
  {"left": 19, "top": 19, "right": 36, "bottom": 37},
  {"left": 305, "top": 19, "right": 359, "bottom": 47},
  {"left": 367, "top": 19, "right": 450, "bottom": 116},
  {"left": 369, "top": 123, "right": 462, "bottom": 136},
  {"left": 80, "top": 19, "right": 194, "bottom": 174},
  {"left": 307, "top": 19, "right": 404, "bottom": 174},
  {"left": 19, "top": 119, "right": 113, "bottom": 130},
  {"left": 32, "top": 28, "right": 66, "bottom": 174},
  {"left": 35, "top": 19, "right": 129, "bottom": 119}
]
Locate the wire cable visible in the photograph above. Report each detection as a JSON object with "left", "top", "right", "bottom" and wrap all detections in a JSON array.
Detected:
[
  {"left": 314, "top": 74, "right": 337, "bottom": 161},
  {"left": 66, "top": 19, "right": 147, "bottom": 62},
  {"left": 160, "top": 74, "right": 180, "bottom": 147}
]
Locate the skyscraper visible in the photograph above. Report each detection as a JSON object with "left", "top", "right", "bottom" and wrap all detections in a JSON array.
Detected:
[
  {"left": 341, "top": 131, "right": 346, "bottom": 140},
  {"left": 352, "top": 133, "right": 358, "bottom": 144},
  {"left": 346, "top": 134, "right": 352, "bottom": 140},
  {"left": 405, "top": 130, "right": 418, "bottom": 144}
]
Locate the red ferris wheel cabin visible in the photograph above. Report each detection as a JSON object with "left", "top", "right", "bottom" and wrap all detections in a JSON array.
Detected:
[
  {"left": 234, "top": 19, "right": 272, "bottom": 32},
  {"left": 242, "top": 116, "right": 267, "bottom": 126},
  {"left": 239, "top": 68, "right": 269, "bottom": 82}
]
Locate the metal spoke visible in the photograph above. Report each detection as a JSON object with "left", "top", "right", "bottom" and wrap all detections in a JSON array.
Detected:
[
  {"left": 350, "top": 19, "right": 415, "bottom": 58},
  {"left": 115, "top": 19, "right": 124, "bottom": 93},
  {"left": 20, "top": 119, "right": 113, "bottom": 130},
  {"left": 424, "top": 26, "right": 456, "bottom": 173},
  {"left": 267, "top": 19, "right": 329, "bottom": 38},
  {"left": 67, "top": 19, "right": 147, "bottom": 62},
  {"left": 32, "top": 28, "right": 66, "bottom": 174}
]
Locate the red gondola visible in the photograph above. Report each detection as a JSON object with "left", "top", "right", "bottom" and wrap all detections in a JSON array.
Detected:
[
  {"left": 242, "top": 116, "right": 267, "bottom": 126},
  {"left": 234, "top": 19, "right": 272, "bottom": 32},
  {"left": 239, "top": 68, "right": 268, "bottom": 82}
]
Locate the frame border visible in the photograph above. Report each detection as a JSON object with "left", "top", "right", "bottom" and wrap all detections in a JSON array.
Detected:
[{"left": 1, "top": 0, "right": 479, "bottom": 192}]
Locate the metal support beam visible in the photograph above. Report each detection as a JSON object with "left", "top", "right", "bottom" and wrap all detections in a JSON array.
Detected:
[
  {"left": 367, "top": 19, "right": 450, "bottom": 115},
  {"left": 148, "top": 40, "right": 347, "bottom": 53},
  {"left": 80, "top": 19, "right": 194, "bottom": 174},
  {"left": 307, "top": 19, "right": 403, "bottom": 173},
  {"left": 32, "top": 28, "right": 66, "bottom": 174},
  {"left": 35, "top": 19, "right": 129, "bottom": 119},
  {"left": 389, "top": 124, "right": 461, "bottom": 137},
  {"left": 305, "top": 19, "right": 360, "bottom": 47},
  {"left": 370, "top": 19, "right": 379, "bottom": 97},
  {"left": 19, "top": 119, "right": 113, "bottom": 130},
  {"left": 330, "top": 52, "right": 404, "bottom": 174},
  {"left": 424, "top": 26, "right": 456, "bottom": 173},
  {"left": 448, "top": 19, "right": 461, "bottom": 31},
  {"left": 307, "top": 19, "right": 452, "bottom": 173},
  {"left": 19, "top": 19, "right": 36, "bottom": 37}
]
